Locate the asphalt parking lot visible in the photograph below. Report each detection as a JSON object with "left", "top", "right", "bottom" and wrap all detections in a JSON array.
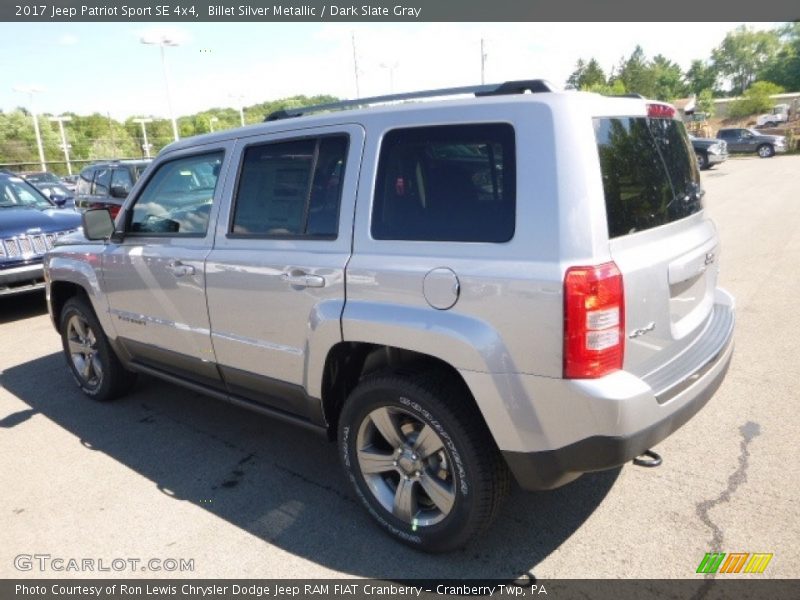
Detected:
[{"left": 1, "top": 155, "right": 799, "bottom": 580}]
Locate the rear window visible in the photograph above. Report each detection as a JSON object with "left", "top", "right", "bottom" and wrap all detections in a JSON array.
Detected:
[
  {"left": 372, "top": 123, "right": 515, "bottom": 243},
  {"left": 594, "top": 117, "right": 703, "bottom": 239}
]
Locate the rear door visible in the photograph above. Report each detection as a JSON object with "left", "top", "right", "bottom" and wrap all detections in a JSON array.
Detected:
[
  {"left": 204, "top": 125, "right": 363, "bottom": 418},
  {"left": 594, "top": 114, "right": 719, "bottom": 377}
]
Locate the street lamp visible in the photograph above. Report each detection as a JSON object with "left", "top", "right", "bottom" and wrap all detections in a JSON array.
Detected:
[
  {"left": 132, "top": 118, "right": 154, "bottom": 158},
  {"left": 49, "top": 116, "right": 73, "bottom": 175},
  {"left": 12, "top": 85, "right": 46, "bottom": 172},
  {"left": 140, "top": 35, "right": 180, "bottom": 142},
  {"left": 379, "top": 62, "right": 399, "bottom": 94},
  {"left": 209, "top": 116, "right": 219, "bottom": 132},
  {"left": 229, "top": 94, "right": 245, "bottom": 127}
]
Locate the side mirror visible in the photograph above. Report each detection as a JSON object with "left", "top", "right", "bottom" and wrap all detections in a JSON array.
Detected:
[
  {"left": 82, "top": 208, "right": 115, "bottom": 241},
  {"left": 52, "top": 196, "right": 67, "bottom": 208},
  {"left": 109, "top": 185, "right": 129, "bottom": 199}
]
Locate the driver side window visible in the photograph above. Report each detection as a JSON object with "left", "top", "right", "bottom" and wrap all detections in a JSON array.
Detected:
[{"left": 128, "top": 152, "right": 224, "bottom": 236}]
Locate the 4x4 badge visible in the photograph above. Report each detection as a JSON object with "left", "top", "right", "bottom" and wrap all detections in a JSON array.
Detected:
[{"left": 629, "top": 322, "right": 656, "bottom": 339}]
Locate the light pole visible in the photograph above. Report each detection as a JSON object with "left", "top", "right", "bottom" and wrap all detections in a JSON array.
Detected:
[
  {"left": 229, "top": 94, "right": 245, "bottom": 127},
  {"left": 49, "top": 116, "right": 73, "bottom": 175},
  {"left": 13, "top": 85, "right": 46, "bottom": 172},
  {"left": 379, "top": 62, "right": 399, "bottom": 94},
  {"left": 209, "top": 116, "right": 219, "bottom": 132},
  {"left": 140, "top": 35, "right": 180, "bottom": 142},
  {"left": 132, "top": 118, "right": 154, "bottom": 158}
]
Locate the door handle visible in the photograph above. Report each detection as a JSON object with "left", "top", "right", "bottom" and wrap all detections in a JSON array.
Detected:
[
  {"left": 167, "top": 261, "right": 195, "bottom": 277},
  {"left": 281, "top": 272, "right": 326, "bottom": 288}
]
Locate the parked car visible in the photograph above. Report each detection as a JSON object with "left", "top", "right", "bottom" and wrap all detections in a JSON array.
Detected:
[
  {"left": 755, "top": 103, "right": 790, "bottom": 128},
  {"left": 61, "top": 174, "right": 79, "bottom": 193},
  {"left": 74, "top": 160, "right": 151, "bottom": 218},
  {"left": 45, "top": 82, "right": 734, "bottom": 552},
  {"left": 688, "top": 134, "right": 728, "bottom": 170},
  {"left": 0, "top": 170, "right": 81, "bottom": 296},
  {"left": 717, "top": 128, "right": 787, "bottom": 158},
  {"left": 20, "top": 171, "right": 75, "bottom": 208}
]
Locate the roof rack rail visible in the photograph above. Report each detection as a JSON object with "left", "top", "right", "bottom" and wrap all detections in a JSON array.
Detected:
[
  {"left": 608, "top": 93, "right": 645, "bottom": 99},
  {"left": 265, "top": 79, "right": 556, "bottom": 121}
]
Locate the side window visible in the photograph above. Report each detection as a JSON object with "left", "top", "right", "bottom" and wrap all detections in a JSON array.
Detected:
[
  {"left": 719, "top": 130, "right": 733, "bottom": 140},
  {"left": 93, "top": 168, "right": 111, "bottom": 195},
  {"left": 76, "top": 168, "right": 94, "bottom": 195},
  {"left": 231, "top": 135, "right": 348, "bottom": 238},
  {"left": 128, "top": 151, "right": 224, "bottom": 235},
  {"left": 110, "top": 168, "right": 134, "bottom": 196},
  {"left": 372, "top": 124, "right": 516, "bottom": 243}
]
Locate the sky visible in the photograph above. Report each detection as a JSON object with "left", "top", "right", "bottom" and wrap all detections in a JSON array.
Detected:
[{"left": 0, "top": 22, "right": 778, "bottom": 121}]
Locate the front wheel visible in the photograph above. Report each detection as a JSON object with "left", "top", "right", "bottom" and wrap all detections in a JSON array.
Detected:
[
  {"left": 757, "top": 144, "right": 775, "bottom": 158},
  {"left": 696, "top": 152, "right": 709, "bottom": 170},
  {"left": 60, "top": 296, "right": 136, "bottom": 401},
  {"left": 338, "top": 370, "right": 509, "bottom": 552}
]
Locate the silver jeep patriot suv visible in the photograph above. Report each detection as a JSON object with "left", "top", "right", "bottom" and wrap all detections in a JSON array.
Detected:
[{"left": 45, "top": 80, "right": 735, "bottom": 552}]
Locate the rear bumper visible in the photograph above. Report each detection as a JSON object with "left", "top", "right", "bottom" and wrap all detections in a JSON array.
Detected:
[
  {"left": 462, "top": 288, "right": 735, "bottom": 490},
  {"left": 0, "top": 262, "right": 46, "bottom": 296}
]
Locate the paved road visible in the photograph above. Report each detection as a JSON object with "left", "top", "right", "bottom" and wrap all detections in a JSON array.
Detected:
[{"left": 1, "top": 155, "right": 799, "bottom": 580}]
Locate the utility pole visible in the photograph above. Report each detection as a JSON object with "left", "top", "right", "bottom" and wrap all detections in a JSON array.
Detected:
[
  {"left": 49, "top": 116, "right": 73, "bottom": 175},
  {"left": 13, "top": 85, "right": 46, "bottom": 171},
  {"left": 133, "top": 118, "right": 153, "bottom": 158},
  {"left": 351, "top": 32, "right": 361, "bottom": 98},
  {"left": 480, "top": 38, "right": 487, "bottom": 85}
]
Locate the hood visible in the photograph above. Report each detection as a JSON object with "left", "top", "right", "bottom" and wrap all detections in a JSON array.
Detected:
[
  {"left": 691, "top": 137, "right": 721, "bottom": 147},
  {"left": 0, "top": 207, "right": 82, "bottom": 237}
]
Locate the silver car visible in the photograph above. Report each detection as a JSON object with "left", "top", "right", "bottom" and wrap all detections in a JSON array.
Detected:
[{"left": 45, "top": 81, "right": 734, "bottom": 552}]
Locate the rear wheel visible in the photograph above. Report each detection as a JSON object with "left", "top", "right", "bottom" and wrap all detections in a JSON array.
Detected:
[
  {"left": 757, "top": 144, "right": 775, "bottom": 158},
  {"left": 338, "top": 370, "right": 509, "bottom": 552},
  {"left": 60, "top": 296, "right": 136, "bottom": 402}
]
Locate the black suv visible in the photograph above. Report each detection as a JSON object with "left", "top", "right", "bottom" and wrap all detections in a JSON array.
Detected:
[{"left": 74, "top": 160, "right": 151, "bottom": 218}]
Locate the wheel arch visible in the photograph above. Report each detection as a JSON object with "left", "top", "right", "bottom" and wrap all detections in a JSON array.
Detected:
[{"left": 319, "top": 342, "right": 484, "bottom": 439}]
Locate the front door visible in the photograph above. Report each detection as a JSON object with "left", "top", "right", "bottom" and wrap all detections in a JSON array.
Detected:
[
  {"left": 205, "top": 125, "right": 364, "bottom": 418},
  {"left": 103, "top": 143, "right": 232, "bottom": 387}
]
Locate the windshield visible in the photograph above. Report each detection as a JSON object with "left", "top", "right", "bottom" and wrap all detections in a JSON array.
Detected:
[{"left": 0, "top": 176, "right": 53, "bottom": 209}]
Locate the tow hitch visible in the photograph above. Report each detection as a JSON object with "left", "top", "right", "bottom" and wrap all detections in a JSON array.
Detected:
[{"left": 633, "top": 449, "right": 662, "bottom": 467}]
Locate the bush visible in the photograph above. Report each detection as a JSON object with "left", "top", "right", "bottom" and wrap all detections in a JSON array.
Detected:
[{"left": 728, "top": 81, "right": 785, "bottom": 118}]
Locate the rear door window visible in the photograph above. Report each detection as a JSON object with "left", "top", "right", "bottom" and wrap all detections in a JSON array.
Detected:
[
  {"left": 594, "top": 117, "right": 702, "bottom": 239},
  {"left": 372, "top": 123, "right": 516, "bottom": 243}
]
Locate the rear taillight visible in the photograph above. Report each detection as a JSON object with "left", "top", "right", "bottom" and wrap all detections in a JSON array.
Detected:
[
  {"left": 563, "top": 262, "right": 625, "bottom": 379},
  {"left": 647, "top": 103, "right": 676, "bottom": 119},
  {"left": 108, "top": 205, "right": 121, "bottom": 220}
]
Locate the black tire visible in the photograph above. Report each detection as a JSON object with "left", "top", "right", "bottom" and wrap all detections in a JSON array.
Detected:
[
  {"left": 60, "top": 296, "right": 136, "bottom": 402},
  {"left": 757, "top": 144, "right": 775, "bottom": 158},
  {"left": 338, "top": 369, "right": 509, "bottom": 552},
  {"left": 696, "top": 152, "right": 709, "bottom": 170}
]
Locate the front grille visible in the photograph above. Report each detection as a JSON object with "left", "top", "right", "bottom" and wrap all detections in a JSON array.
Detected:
[{"left": 0, "top": 230, "right": 74, "bottom": 260}]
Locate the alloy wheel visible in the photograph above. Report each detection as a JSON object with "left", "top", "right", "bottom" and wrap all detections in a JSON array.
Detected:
[
  {"left": 66, "top": 314, "right": 103, "bottom": 388},
  {"left": 356, "top": 406, "right": 456, "bottom": 527}
]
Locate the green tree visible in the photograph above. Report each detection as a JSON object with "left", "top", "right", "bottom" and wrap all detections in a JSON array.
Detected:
[
  {"left": 615, "top": 46, "right": 657, "bottom": 98},
  {"left": 685, "top": 60, "right": 718, "bottom": 96},
  {"left": 584, "top": 79, "right": 627, "bottom": 96},
  {"left": 696, "top": 89, "right": 716, "bottom": 118},
  {"left": 651, "top": 54, "right": 686, "bottom": 101},
  {"left": 761, "top": 23, "right": 800, "bottom": 92},
  {"left": 566, "top": 58, "right": 607, "bottom": 90},
  {"left": 728, "top": 81, "right": 785, "bottom": 118},
  {"left": 711, "top": 26, "right": 781, "bottom": 95}
]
